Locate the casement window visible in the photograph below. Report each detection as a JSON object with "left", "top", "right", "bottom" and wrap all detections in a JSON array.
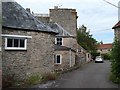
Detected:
[
  {"left": 55, "top": 54, "right": 62, "bottom": 64},
  {"left": 2, "top": 34, "right": 32, "bottom": 50},
  {"left": 5, "top": 38, "right": 27, "bottom": 50},
  {"left": 55, "top": 37, "right": 63, "bottom": 46}
]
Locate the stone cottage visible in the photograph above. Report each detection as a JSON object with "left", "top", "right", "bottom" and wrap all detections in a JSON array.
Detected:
[
  {"left": 2, "top": 1, "right": 58, "bottom": 81},
  {"left": 33, "top": 7, "right": 90, "bottom": 70},
  {"left": 49, "top": 7, "right": 91, "bottom": 63},
  {"left": 48, "top": 23, "right": 76, "bottom": 71}
]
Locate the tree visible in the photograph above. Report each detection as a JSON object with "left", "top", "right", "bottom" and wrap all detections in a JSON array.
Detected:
[
  {"left": 77, "top": 25, "right": 98, "bottom": 55},
  {"left": 77, "top": 25, "right": 100, "bottom": 59},
  {"left": 111, "top": 39, "right": 120, "bottom": 83}
]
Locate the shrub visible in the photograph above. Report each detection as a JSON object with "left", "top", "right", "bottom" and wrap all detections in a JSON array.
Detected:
[
  {"left": 41, "top": 72, "right": 59, "bottom": 82},
  {"left": 2, "top": 74, "right": 16, "bottom": 88},
  {"left": 101, "top": 53, "right": 111, "bottom": 60},
  {"left": 110, "top": 73, "right": 120, "bottom": 84},
  {"left": 23, "top": 74, "right": 42, "bottom": 86},
  {"left": 111, "top": 40, "right": 120, "bottom": 84}
]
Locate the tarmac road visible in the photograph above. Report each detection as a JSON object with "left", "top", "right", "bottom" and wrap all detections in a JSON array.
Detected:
[{"left": 50, "top": 60, "right": 118, "bottom": 88}]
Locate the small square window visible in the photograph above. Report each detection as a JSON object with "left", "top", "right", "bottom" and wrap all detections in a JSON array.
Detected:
[{"left": 56, "top": 38, "right": 62, "bottom": 46}]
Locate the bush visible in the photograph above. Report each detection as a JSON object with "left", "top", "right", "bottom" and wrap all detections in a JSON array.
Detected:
[
  {"left": 3, "top": 72, "right": 61, "bottom": 88},
  {"left": 41, "top": 72, "right": 60, "bottom": 83},
  {"left": 101, "top": 53, "right": 111, "bottom": 60},
  {"left": 111, "top": 40, "right": 120, "bottom": 84},
  {"left": 2, "top": 74, "right": 16, "bottom": 88},
  {"left": 110, "top": 73, "right": 120, "bottom": 84},
  {"left": 23, "top": 74, "right": 42, "bottom": 86}
]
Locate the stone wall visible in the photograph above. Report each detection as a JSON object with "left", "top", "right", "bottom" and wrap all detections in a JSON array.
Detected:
[
  {"left": 63, "top": 37, "right": 77, "bottom": 50},
  {"left": 35, "top": 16, "right": 50, "bottom": 23},
  {"left": 76, "top": 52, "right": 86, "bottom": 66},
  {"left": 86, "top": 52, "right": 91, "bottom": 62},
  {"left": 50, "top": 9, "right": 77, "bottom": 36},
  {"left": 114, "top": 28, "right": 120, "bottom": 41},
  {"left": 54, "top": 50, "right": 75, "bottom": 71},
  {"left": 2, "top": 28, "right": 55, "bottom": 80}
]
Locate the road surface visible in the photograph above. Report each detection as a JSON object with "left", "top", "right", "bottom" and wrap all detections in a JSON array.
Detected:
[{"left": 50, "top": 60, "right": 118, "bottom": 88}]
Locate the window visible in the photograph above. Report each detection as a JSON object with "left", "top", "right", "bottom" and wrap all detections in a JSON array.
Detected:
[
  {"left": 55, "top": 37, "right": 63, "bottom": 46},
  {"left": 55, "top": 55, "right": 62, "bottom": 64},
  {"left": 5, "top": 38, "right": 27, "bottom": 50},
  {"left": 88, "top": 54, "right": 89, "bottom": 58}
]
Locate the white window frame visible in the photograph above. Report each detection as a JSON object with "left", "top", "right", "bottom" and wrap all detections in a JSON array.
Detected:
[
  {"left": 55, "top": 54, "right": 62, "bottom": 64},
  {"left": 2, "top": 34, "right": 32, "bottom": 50},
  {"left": 55, "top": 37, "right": 63, "bottom": 46},
  {"left": 5, "top": 38, "right": 27, "bottom": 50}
]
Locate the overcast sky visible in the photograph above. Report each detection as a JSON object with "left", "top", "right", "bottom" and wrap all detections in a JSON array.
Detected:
[{"left": 15, "top": 0, "right": 120, "bottom": 43}]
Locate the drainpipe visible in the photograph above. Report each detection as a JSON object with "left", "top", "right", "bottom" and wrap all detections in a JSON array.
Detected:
[{"left": 69, "top": 49, "right": 72, "bottom": 67}]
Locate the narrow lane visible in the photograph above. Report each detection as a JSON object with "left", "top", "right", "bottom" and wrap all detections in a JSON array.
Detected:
[{"left": 50, "top": 61, "right": 118, "bottom": 88}]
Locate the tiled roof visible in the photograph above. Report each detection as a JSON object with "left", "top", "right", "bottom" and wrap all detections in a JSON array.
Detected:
[
  {"left": 47, "top": 23, "right": 73, "bottom": 36},
  {"left": 54, "top": 45, "right": 76, "bottom": 52},
  {"left": 97, "top": 44, "right": 112, "bottom": 49},
  {"left": 2, "top": 1, "right": 57, "bottom": 33},
  {"left": 112, "top": 21, "right": 120, "bottom": 29}
]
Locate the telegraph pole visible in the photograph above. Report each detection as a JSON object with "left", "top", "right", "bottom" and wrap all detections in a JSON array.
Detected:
[{"left": 0, "top": 0, "right": 2, "bottom": 89}]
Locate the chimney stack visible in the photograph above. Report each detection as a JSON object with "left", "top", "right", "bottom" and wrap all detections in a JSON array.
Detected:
[{"left": 26, "top": 8, "right": 31, "bottom": 13}]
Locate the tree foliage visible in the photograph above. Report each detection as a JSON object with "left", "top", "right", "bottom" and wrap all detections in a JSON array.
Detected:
[
  {"left": 111, "top": 39, "right": 120, "bottom": 83},
  {"left": 77, "top": 25, "right": 97, "bottom": 54}
]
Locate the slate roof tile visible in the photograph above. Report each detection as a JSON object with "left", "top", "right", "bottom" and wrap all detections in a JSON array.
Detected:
[{"left": 2, "top": 1, "right": 57, "bottom": 33}]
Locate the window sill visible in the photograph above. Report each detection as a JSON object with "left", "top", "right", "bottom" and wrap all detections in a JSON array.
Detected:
[
  {"left": 5, "top": 48, "right": 27, "bottom": 51},
  {"left": 54, "top": 63, "right": 61, "bottom": 65}
]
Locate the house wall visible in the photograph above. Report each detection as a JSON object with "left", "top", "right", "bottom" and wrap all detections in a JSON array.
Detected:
[
  {"left": 86, "top": 52, "right": 91, "bottom": 62},
  {"left": 54, "top": 50, "right": 75, "bottom": 71},
  {"left": 2, "top": 28, "right": 55, "bottom": 80},
  {"left": 76, "top": 52, "right": 86, "bottom": 66},
  {"left": 63, "top": 37, "right": 77, "bottom": 50},
  {"left": 50, "top": 8, "right": 77, "bottom": 36},
  {"left": 97, "top": 48, "right": 111, "bottom": 54},
  {"left": 114, "top": 28, "right": 120, "bottom": 41},
  {"left": 35, "top": 16, "right": 50, "bottom": 23}
]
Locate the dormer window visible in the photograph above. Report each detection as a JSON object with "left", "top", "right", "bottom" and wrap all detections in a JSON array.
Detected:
[{"left": 55, "top": 37, "right": 63, "bottom": 46}]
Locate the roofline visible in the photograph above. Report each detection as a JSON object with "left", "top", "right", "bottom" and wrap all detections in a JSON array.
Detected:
[
  {"left": 112, "top": 26, "right": 120, "bottom": 29},
  {"left": 55, "top": 48, "right": 76, "bottom": 52},
  {"left": 54, "top": 46, "right": 76, "bottom": 52},
  {"left": 56, "top": 35, "right": 76, "bottom": 38},
  {"left": 2, "top": 26, "right": 58, "bottom": 34},
  {"left": 112, "top": 21, "right": 120, "bottom": 29}
]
